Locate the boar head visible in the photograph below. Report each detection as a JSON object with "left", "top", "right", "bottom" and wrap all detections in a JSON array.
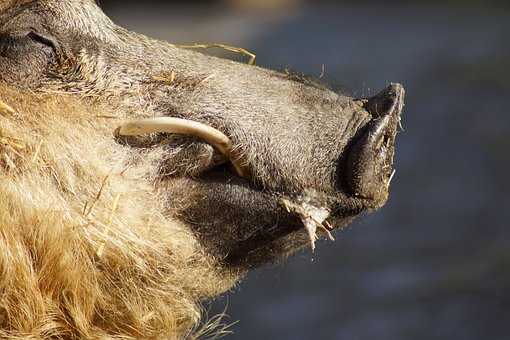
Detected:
[{"left": 0, "top": 0, "right": 404, "bottom": 268}]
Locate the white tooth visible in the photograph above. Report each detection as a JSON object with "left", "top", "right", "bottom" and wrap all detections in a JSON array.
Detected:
[
  {"left": 116, "top": 117, "right": 249, "bottom": 178},
  {"left": 388, "top": 169, "right": 396, "bottom": 186},
  {"left": 398, "top": 116, "right": 404, "bottom": 131}
]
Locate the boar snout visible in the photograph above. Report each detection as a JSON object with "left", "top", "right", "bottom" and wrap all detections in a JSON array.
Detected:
[
  {"left": 344, "top": 83, "right": 404, "bottom": 208},
  {"left": 169, "top": 83, "right": 405, "bottom": 267}
]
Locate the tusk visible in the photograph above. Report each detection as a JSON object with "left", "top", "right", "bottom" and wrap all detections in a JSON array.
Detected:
[{"left": 115, "top": 117, "right": 249, "bottom": 178}]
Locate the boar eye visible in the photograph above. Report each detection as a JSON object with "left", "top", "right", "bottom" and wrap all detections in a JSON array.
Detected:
[
  {"left": 26, "top": 31, "right": 58, "bottom": 51},
  {"left": 0, "top": 31, "right": 57, "bottom": 57}
]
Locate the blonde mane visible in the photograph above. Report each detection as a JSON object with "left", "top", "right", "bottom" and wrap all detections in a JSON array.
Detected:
[{"left": 0, "top": 84, "right": 238, "bottom": 339}]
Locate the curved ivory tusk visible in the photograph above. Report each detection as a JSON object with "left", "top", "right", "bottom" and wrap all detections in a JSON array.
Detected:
[{"left": 116, "top": 117, "right": 249, "bottom": 178}]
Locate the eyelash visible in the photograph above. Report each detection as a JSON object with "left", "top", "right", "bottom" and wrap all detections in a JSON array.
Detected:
[{"left": 27, "top": 31, "right": 57, "bottom": 50}]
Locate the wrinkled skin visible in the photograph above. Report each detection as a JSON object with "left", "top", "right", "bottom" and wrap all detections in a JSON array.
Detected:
[{"left": 0, "top": 0, "right": 404, "bottom": 268}]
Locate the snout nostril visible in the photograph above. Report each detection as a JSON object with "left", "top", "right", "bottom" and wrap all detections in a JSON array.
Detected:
[
  {"left": 364, "top": 83, "right": 404, "bottom": 118},
  {"left": 383, "top": 134, "right": 390, "bottom": 146},
  {"left": 342, "top": 83, "right": 404, "bottom": 206}
]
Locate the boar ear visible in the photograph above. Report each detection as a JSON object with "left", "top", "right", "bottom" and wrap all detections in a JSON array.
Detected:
[{"left": 345, "top": 84, "right": 404, "bottom": 208}]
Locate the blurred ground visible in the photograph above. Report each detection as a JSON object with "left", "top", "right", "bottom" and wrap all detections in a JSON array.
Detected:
[{"left": 101, "top": 2, "right": 510, "bottom": 339}]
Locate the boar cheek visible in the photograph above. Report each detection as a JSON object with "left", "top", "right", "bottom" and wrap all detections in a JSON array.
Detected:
[{"left": 161, "top": 173, "right": 309, "bottom": 266}]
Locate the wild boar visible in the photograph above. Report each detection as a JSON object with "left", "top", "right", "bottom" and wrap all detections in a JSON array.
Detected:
[{"left": 0, "top": 0, "right": 404, "bottom": 338}]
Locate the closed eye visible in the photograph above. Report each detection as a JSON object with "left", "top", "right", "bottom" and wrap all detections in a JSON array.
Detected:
[
  {"left": 0, "top": 31, "right": 57, "bottom": 56},
  {"left": 26, "top": 31, "right": 58, "bottom": 51}
]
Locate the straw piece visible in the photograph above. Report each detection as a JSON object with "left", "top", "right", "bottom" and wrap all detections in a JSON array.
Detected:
[{"left": 175, "top": 43, "right": 256, "bottom": 65}]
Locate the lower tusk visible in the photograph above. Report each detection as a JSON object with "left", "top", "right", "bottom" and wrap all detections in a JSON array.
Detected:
[{"left": 115, "top": 117, "right": 250, "bottom": 178}]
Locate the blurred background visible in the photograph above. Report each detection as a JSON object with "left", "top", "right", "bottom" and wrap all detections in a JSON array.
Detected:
[{"left": 100, "top": 1, "right": 510, "bottom": 339}]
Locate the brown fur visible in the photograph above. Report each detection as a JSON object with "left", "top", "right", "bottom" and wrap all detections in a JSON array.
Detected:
[{"left": 0, "top": 84, "right": 240, "bottom": 339}]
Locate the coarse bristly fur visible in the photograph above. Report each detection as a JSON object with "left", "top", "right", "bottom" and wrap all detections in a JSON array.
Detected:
[{"left": 0, "top": 83, "right": 240, "bottom": 339}]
